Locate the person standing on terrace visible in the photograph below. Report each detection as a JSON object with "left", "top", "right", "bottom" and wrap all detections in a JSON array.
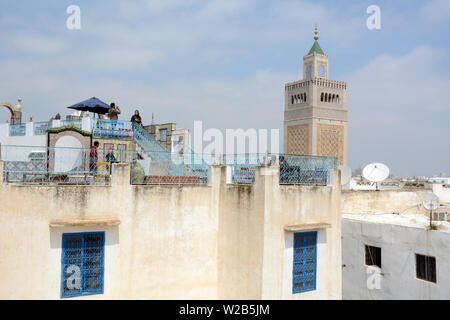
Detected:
[
  {"left": 131, "top": 109, "right": 142, "bottom": 126},
  {"left": 90, "top": 141, "right": 99, "bottom": 174},
  {"left": 108, "top": 102, "right": 121, "bottom": 120}
]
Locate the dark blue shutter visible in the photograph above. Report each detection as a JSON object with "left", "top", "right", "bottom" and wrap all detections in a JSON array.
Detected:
[
  {"left": 61, "top": 232, "right": 104, "bottom": 298},
  {"left": 293, "top": 231, "right": 317, "bottom": 293}
]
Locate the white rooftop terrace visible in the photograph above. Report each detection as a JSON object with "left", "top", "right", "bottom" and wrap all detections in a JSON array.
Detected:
[{"left": 343, "top": 212, "right": 450, "bottom": 233}]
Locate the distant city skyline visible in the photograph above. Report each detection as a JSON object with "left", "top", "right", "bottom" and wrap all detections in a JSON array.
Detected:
[{"left": 0, "top": 0, "right": 449, "bottom": 176}]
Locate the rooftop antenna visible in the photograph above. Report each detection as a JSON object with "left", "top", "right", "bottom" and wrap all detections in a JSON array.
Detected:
[
  {"left": 423, "top": 194, "right": 440, "bottom": 229},
  {"left": 362, "top": 163, "right": 390, "bottom": 191}
]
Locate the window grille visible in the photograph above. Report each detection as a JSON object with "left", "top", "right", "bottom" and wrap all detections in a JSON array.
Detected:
[
  {"left": 293, "top": 231, "right": 317, "bottom": 294},
  {"left": 365, "top": 245, "right": 382, "bottom": 268},
  {"left": 416, "top": 254, "right": 436, "bottom": 283},
  {"left": 61, "top": 232, "right": 105, "bottom": 298},
  {"left": 160, "top": 129, "right": 167, "bottom": 142}
]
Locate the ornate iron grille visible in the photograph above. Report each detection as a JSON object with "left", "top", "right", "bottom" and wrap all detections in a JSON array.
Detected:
[
  {"left": 280, "top": 154, "right": 337, "bottom": 186},
  {"left": 61, "top": 232, "right": 104, "bottom": 298},
  {"left": 293, "top": 231, "right": 317, "bottom": 294}
]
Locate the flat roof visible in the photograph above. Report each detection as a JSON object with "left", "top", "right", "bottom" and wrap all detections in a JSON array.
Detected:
[{"left": 342, "top": 213, "right": 450, "bottom": 233}]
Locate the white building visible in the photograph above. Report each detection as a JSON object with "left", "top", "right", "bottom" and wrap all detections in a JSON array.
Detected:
[{"left": 342, "top": 213, "right": 450, "bottom": 299}]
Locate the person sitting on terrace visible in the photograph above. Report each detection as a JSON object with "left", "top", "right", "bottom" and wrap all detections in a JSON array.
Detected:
[
  {"left": 108, "top": 103, "right": 121, "bottom": 120},
  {"left": 106, "top": 150, "right": 117, "bottom": 163},
  {"left": 54, "top": 113, "right": 61, "bottom": 120},
  {"left": 131, "top": 109, "right": 142, "bottom": 126}
]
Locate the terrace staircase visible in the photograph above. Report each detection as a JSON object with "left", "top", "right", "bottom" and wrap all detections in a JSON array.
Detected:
[{"left": 132, "top": 123, "right": 183, "bottom": 176}]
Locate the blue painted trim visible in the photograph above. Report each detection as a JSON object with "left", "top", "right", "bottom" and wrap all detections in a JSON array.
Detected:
[
  {"left": 60, "top": 232, "right": 105, "bottom": 299},
  {"left": 292, "top": 231, "right": 317, "bottom": 294}
]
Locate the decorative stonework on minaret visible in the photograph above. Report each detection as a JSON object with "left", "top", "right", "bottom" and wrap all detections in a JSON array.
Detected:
[{"left": 284, "top": 26, "right": 348, "bottom": 165}]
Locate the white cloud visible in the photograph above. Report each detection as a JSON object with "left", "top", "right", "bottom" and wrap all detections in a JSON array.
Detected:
[
  {"left": 347, "top": 46, "right": 449, "bottom": 112},
  {"left": 11, "top": 33, "right": 69, "bottom": 55},
  {"left": 421, "top": 0, "right": 450, "bottom": 21},
  {"left": 86, "top": 49, "right": 161, "bottom": 71},
  {"left": 345, "top": 46, "right": 450, "bottom": 176},
  {"left": 0, "top": 51, "right": 290, "bottom": 133}
]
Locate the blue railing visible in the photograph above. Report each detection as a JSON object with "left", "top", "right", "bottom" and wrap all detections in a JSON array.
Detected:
[
  {"left": 92, "top": 119, "right": 133, "bottom": 140},
  {"left": 1, "top": 144, "right": 337, "bottom": 186},
  {"left": 279, "top": 154, "right": 337, "bottom": 186},
  {"left": 132, "top": 122, "right": 172, "bottom": 162},
  {"left": 130, "top": 152, "right": 209, "bottom": 185},
  {"left": 223, "top": 154, "right": 265, "bottom": 184},
  {"left": 34, "top": 121, "right": 52, "bottom": 135},
  {"left": 9, "top": 124, "right": 26, "bottom": 136},
  {"left": 1, "top": 145, "right": 110, "bottom": 185}
]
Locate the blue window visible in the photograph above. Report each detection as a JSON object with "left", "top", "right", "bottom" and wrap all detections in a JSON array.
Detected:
[
  {"left": 159, "top": 129, "right": 167, "bottom": 142},
  {"left": 61, "top": 232, "right": 105, "bottom": 298},
  {"left": 293, "top": 231, "right": 317, "bottom": 294}
]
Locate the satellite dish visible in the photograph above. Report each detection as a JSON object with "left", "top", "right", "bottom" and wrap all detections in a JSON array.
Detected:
[
  {"left": 363, "top": 163, "right": 390, "bottom": 183},
  {"left": 338, "top": 165, "right": 352, "bottom": 185},
  {"left": 363, "top": 163, "right": 389, "bottom": 191},
  {"left": 423, "top": 194, "right": 439, "bottom": 211}
]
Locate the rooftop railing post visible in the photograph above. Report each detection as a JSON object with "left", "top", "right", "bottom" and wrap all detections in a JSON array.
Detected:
[
  {"left": 0, "top": 160, "right": 4, "bottom": 183},
  {"left": 52, "top": 119, "right": 61, "bottom": 128},
  {"left": 26, "top": 122, "right": 33, "bottom": 137},
  {"left": 82, "top": 117, "right": 91, "bottom": 132},
  {"left": 111, "top": 162, "right": 131, "bottom": 188}
]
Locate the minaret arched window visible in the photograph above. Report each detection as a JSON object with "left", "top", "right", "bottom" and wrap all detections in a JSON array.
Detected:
[{"left": 321, "top": 93, "right": 324, "bottom": 102}]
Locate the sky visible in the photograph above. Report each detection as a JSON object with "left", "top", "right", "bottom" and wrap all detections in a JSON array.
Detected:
[{"left": 0, "top": 0, "right": 449, "bottom": 177}]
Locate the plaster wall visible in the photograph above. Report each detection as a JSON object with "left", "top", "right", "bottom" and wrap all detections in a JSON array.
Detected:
[
  {"left": 341, "top": 190, "right": 431, "bottom": 215},
  {"left": 0, "top": 163, "right": 342, "bottom": 299},
  {"left": 342, "top": 217, "right": 450, "bottom": 299}
]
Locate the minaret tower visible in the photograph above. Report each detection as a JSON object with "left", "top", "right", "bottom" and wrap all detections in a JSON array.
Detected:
[{"left": 283, "top": 26, "right": 348, "bottom": 165}]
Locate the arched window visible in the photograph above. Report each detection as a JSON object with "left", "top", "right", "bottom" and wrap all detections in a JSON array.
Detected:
[
  {"left": 321, "top": 93, "right": 324, "bottom": 102},
  {"left": 336, "top": 95, "right": 340, "bottom": 103},
  {"left": 304, "top": 93, "right": 307, "bottom": 103},
  {"left": 291, "top": 96, "right": 294, "bottom": 105},
  {"left": 332, "top": 94, "right": 335, "bottom": 103}
]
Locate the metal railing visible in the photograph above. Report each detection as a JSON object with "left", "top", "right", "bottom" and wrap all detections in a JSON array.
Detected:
[
  {"left": 1, "top": 145, "right": 337, "bottom": 186},
  {"left": 92, "top": 119, "right": 133, "bottom": 140},
  {"left": 9, "top": 124, "right": 26, "bottom": 136},
  {"left": 220, "top": 153, "right": 337, "bottom": 185},
  {"left": 33, "top": 121, "right": 52, "bottom": 135},
  {"left": 1, "top": 145, "right": 111, "bottom": 185},
  {"left": 223, "top": 153, "right": 265, "bottom": 184},
  {"left": 128, "top": 150, "right": 209, "bottom": 185},
  {"left": 278, "top": 154, "right": 337, "bottom": 186}
]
